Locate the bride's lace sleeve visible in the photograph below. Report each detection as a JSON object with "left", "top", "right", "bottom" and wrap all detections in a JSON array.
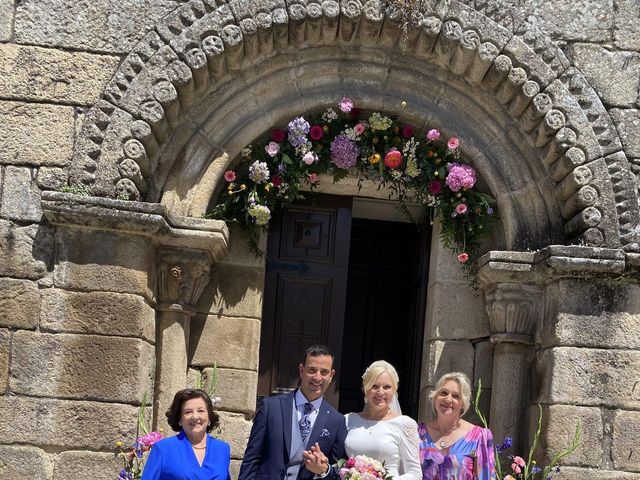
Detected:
[{"left": 397, "top": 416, "right": 423, "bottom": 480}]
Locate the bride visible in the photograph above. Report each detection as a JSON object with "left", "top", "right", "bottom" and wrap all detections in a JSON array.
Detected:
[{"left": 304, "top": 360, "right": 422, "bottom": 479}]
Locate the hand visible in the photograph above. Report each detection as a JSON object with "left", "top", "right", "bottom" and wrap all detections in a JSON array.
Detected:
[{"left": 302, "top": 442, "right": 329, "bottom": 475}]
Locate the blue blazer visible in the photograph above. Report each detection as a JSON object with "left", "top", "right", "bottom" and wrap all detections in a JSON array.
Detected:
[
  {"left": 238, "top": 391, "right": 347, "bottom": 480},
  {"left": 141, "top": 431, "right": 231, "bottom": 480}
]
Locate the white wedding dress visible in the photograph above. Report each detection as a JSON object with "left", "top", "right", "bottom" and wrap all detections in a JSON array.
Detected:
[{"left": 344, "top": 413, "right": 422, "bottom": 480}]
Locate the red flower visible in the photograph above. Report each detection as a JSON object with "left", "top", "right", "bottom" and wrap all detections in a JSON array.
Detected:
[
  {"left": 457, "top": 252, "right": 469, "bottom": 263},
  {"left": 309, "top": 125, "right": 324, "bottom": 141},
  {"left": 224, "top": 170, "right": 236, "bottom": 182},
  {"left": 428, "top": 180, "right": 442, "bottom": 195},
  {"left": 271, "top": 129, "right": 286, "bottom": 142},
  {"left": 384, "top": 149, "right": 403, "bottom": 169},
  {"left": 271, "top": 175, "right": 283, "bottom": 187},
  {"left": 402, "top": 125, "right": 414, "bottom": 138}
]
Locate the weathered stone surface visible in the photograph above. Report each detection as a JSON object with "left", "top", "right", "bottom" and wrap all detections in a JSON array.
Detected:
[
  {"left": 40, "top": 289, "right": 155, "bottom": 341},
  {"left": 536, "top": 405, "right": 602, "bottom": 468},
  {"left": 535, "top": 347, "right": 640, "bottom": 409},
  {"left": 530, "top": 0, "right": 613, "bottom": 42},
  {"left": 0, "top": 278, "right": 40, "bottom": 329},
  {"left": 566, "top": 43, "right": 640, "bottom": 107},
  {"left": 541, "top": 279, "right": 640, "bottom": 349},
  {"left": 37, "top": 166, "right": 69, "bottom": 190},
  {"left": 14, "top": 0, "right": 182, "bottom": 54},
  {"left": 427, "top": 220, "right": 470, "bottom": 284},
  {"left": 0, "top": 396, "right": 139, "bottom": 449},
  {"left": 0, "top": 166, "right": 43, "bottom": 222},
  {"left": 0, "top": 0, "right": 13, "bottom": 41},
  {"left": 614, "top": 0, "right": 640, "bottom": 50},
  {"left": 54, "top": 451, "right": 121, "bottom": 480},
  {"left": 0, "top": 44, "right": 119, "bottom": 105},
  {"left": 0, "top": 101, "right": 75, "bottom": 166},
  {"left": 230, "top": 460, "right": 242, "bottom": 480},
  {"left": 422, "top": 340, "right": 475, "bottom": 387},
  {"left": 612, "top": 410, "right": 640, "bottom": 472},
  {"left": 473, "top": 340, "right": 494, "bottom": 387},
  {"left": 190, "top": 315, "right": 260, "bottom": 370},
  {"left": 223, "top": 225, "right": 267, "bottom": 268},
  {"left": 558, "top": 467, "right": 640, "bottom": 479},
  {"left": 202, "top": 367, "right": 257, "bottom": 415},
  {"left": 53, "top": 228, "right": 153, "bottom": 299},
  {"left": 0, "top": 445, "right": 51, "bottom": 480},
  {"left": 425, "top": 281, "right": 489, "bottom": 340},
  {"left": 218, "top": 411, "right": 252, "bottom": 459},
  {"left": 0, "top": 329, "right": 8, "bottom": 395},
  {"left": 0, "top": 220, "right": 53, "bottom": 280},
  {"left": 11, "top": 330, "right": 154, "bottom": 403},
  {"left": 196, "top": 264, "right": 264, "bottom": 319},
  {"left": 611, "top": 109, "right": 640, "bottom": 159}
]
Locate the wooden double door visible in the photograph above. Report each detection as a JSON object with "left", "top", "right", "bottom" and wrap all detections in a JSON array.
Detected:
[{"left": 257, "top": 194, "right": 430, "bottom": 417}]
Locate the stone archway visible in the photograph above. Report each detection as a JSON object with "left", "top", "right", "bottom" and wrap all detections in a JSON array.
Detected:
[{"left": 67, "top": 0, "right": 639, "bottom": 253}]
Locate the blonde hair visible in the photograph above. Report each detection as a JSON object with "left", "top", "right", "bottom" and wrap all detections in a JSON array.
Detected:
[
  {"left": 428, "top": 372, "right": 472, "bottom": 416},
  {"left": 362, "top": 360, "right": 399, "bottom": 393}
]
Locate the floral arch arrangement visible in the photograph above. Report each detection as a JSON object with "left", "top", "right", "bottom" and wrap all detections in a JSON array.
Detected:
[{"left": 211, "top": 98, "right": 495, "bottom": 276}]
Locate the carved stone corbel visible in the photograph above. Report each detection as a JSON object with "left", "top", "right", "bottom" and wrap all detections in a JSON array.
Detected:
[
  {"left": 157, "top": 248, "right": 212, "bottom": 311},
  {"left": 485, "top": 283, "right": 542, "bottom": 345}
]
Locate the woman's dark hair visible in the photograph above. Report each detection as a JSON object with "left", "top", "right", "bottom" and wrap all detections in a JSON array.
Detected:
[{"left": 165, "top": 389, "right": 220, "bottom": 433}]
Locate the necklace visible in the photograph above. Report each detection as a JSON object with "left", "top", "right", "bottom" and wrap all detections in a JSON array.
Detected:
[
  {"left": 192, "top": 444, "right": 206, "bottom": 450},
  {"left": 436, "top": 421, "right": 460, "bottom": 449}
]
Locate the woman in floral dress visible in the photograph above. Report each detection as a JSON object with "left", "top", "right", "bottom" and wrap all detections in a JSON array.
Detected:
[{"left": 418, "top": 372, "right": 495, "bottom": 480}]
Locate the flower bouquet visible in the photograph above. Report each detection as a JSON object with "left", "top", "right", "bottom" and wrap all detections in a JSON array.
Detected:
[
  {"left": 474, "top": 380, "right": 581, "bottom": 480},
  {"left": 337, "top": 454, "right": 393, "bottom": 479},
  {"left": 211, "top": 97, "right": 495, "bottom": 278},
  {"left": 115, "top": 393, "right": 164, "bottom": 480}
]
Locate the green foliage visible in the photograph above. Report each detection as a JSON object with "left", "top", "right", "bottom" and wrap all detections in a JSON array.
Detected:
[{"left": 59, "top": 184, "right": 90, "bottom": 196}]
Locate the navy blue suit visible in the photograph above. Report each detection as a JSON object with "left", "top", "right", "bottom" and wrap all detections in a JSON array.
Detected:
[{"left": 238, "top": 391, "right": 347, "bottom": 480}]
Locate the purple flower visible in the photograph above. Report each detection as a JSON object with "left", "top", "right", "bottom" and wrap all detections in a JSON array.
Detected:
[
  {"left": 339, "top": 96, "right": 353, "bottom": 113},
  {"left": 496, "top": 436, "right": 512, "bottom": 453},
  {"left": 330, "top": 135, "right": 359, "bottom": 169},
  {"left": 288, "top": 117, "right": 311, "bottom": 148},
  {"left": 533, "top": 466, "right": 542, "bottom": 474},
  {"left": 427, "top": 129, "right": 440, "bottom": 141},
  {"left": 445, "top": 162, "right": 476, "bottom": 192},
  {"left": 487, "top": 206, "right": 494, "bottom": 215},
  {"left": 249, "top": 160, "right": 270, "bottom": 184}
]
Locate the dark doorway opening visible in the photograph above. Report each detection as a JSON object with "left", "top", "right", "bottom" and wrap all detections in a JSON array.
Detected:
[{"left": 338, "top": 218, "right": 429, "bottom": 418}]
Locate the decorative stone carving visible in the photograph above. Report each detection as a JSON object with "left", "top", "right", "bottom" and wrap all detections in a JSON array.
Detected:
[
  {"left": 485, "top": 283, "right": 542, "bottom": 345},
  {"left": 157, "top": 249, "right": 212, "bottom": 311}
]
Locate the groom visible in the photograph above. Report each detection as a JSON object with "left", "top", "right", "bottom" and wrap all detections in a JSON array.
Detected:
[{"left": 239, "top": 345, "right": 347, "bottom": 479}]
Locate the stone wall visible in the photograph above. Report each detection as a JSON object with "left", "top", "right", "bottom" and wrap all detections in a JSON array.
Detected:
[{"left": 1, "top": 1, "right": 639, "bottom": 479}]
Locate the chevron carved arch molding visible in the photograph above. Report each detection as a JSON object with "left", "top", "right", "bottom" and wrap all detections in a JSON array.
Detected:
[{"left": 68, "top": 0, "right": 640, "bottom": 252}]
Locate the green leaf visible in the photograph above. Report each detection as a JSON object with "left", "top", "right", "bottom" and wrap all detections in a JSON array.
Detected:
[{"left": 282, "top": 153, "right": 293, "bottom": 165}]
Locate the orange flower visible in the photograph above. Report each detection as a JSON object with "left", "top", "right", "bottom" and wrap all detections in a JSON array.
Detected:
[{"left": 384, "top": 149, "right": 403, "bottom": 169}]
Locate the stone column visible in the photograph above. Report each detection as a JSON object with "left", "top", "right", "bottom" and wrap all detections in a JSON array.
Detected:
[
  {"left": 154, "top": 249, "right": 213, "bottom": 431},
  {"left": 484, "top": 283, "right": 542, "bottom": 452}
]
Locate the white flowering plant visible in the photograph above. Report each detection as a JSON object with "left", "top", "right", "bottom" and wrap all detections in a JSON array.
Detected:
[{"left": 211, "top": 97, "right": 495, "bottom": 277}]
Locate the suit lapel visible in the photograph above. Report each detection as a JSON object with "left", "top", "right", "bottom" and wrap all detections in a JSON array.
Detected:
[
  {"left": 306, "top": 399, "right": 331, "bottom": 447},
  {"left": 281, "top": 391, "right": 295, "bottom": 457}
]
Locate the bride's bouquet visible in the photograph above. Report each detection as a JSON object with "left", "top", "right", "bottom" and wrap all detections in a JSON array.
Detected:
[{"left": 336, "top": 455, "right": 393, "bottom": 479}]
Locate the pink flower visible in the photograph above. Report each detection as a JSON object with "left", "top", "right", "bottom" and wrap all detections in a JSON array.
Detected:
[
  {"left": 265, "top": 141, "right": 280, "bottom": 157},
  {"left": 455, "top": 203, "right": 468, "bottom": 215},
  {"left": 308, "top": 173, "right": 318, "bottom": 185},
  {"left": 224, "top": 170, "right": 236, "bottom": 182},
  {"left": 427, "top": 129, "right": 440, "bottom": 141},
  {"left": 458, "top": 252, "right": 469, "bottom": 263},
  {"left": 303, "top": 151, "right": 318, "bottom": 165},
  {"left": 309, "top": 125, "right": 324, "bottom": 141},
  {"left": 137, "top": 431, "right": 163, "bottom": 448},
  {"left": 384, "top": 149, "right": 403, "bottom": 169},
  {"left": 271, "top": 129, "right": 286, "bottom": 142},
  {"left": 428, "top": 181, "right": 442, "bottom": 195},
  {"left": 401, "top": 125, "right": 414, "bottom": 138},
  {"left": 512, "top": 464, "right": 522, "bottom": 474},
  {"left": 447, "top": 137, "right": 460, "bottom": 150},
  {"left": 445, "top": 162, "right": 476, "bottom": 192},
  {"left": 339, "top": 96, "right": 353, "bottom": 113},
  {"left": 504, "top": 476, "right": 516, "bottom": 480},
  {"left": 513, "top": 456, "right": 525, "bottom": 467},
  {"left": 354, "top": 123, "right": 365, "bottom": 135}
]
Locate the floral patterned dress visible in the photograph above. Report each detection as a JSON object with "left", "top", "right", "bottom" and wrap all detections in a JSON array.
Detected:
[{"left": 418, "top": 424, "right": 495, "bottom": 480}]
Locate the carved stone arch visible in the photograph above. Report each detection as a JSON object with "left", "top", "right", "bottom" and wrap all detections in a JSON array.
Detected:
[{"left": 68, "top": 0, "right": 640, "bottom": 252}]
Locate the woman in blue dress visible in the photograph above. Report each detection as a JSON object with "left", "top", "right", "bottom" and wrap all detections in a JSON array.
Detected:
[{"left": 142, "top": 389, "right": 231, "bottom": 480}]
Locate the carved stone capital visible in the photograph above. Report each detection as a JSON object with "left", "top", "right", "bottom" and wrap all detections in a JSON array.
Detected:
[
  {"left": 157, "top": 249, "right": 212, "bottom": 311},
  {"left": 485, "top": 283, "right": 543, "bottom": 345}
]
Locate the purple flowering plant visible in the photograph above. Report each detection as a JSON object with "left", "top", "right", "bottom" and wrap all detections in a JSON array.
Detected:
[
  {"left": 115, "top": 393, "right": 164, "bottom": 480},
  {"left": 473, "top": 380, "right": 580, "bottom": 480},
  {"left": 211, "top": 98, "right": 496, "bottom": 276}
]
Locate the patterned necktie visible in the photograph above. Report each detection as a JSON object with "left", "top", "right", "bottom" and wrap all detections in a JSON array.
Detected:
[{"left": 299, "top": 402, "right": 314, "bottom": 440}]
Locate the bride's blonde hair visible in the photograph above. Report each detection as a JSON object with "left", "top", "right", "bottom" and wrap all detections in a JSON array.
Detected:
[{"left": 361, "top": 360, "right": 399, "bottom": 393}]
